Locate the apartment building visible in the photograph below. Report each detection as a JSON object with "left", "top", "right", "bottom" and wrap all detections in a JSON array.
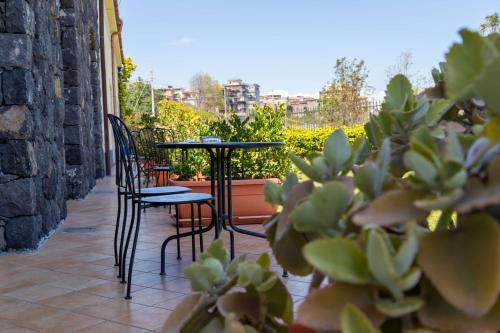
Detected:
[{"left": 223, "top": 79, "right": 260, "bottom": 116}]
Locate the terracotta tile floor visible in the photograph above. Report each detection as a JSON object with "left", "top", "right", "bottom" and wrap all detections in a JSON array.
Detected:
[{"left": 0, "top": 176, "right": 309, "bottom": 332}]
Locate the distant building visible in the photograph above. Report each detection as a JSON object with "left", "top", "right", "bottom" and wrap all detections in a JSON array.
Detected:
[
  {"left": 286, "top": 96, "right": 319, "bottom": 113},
  {"left": 223, "top": 79, "right": 260, "bottom": 116},
  {"left": 160, "top": 86, "right": 197, "bottom": 107},
  {"left": 260, "top": 94, "right": 319, "bottom": 113},
  {"left": 260, "top": 94, "right": 287, "bottom": 108}
]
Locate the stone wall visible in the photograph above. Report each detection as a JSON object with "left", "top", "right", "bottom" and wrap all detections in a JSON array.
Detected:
[
  {"left": 0, "top": 0, "right": 105, "bottom": 251},
  {"left": 61, "top": 0, "right": 104, "bottom": 198}
]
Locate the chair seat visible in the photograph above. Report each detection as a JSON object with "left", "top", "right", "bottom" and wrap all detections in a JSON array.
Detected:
[
  {"left": 154, "top": 165, "right": 172, "bottom": 171},
  {"left": 135, "top": 186, "right": 191, "bottom": 196},
  {"left": 142, "top": 193, "right": 214, "bottom": 205}
]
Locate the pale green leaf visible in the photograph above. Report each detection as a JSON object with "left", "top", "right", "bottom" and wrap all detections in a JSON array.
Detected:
[
  {"left": 366, "top": 229, "right": 402, "bottom": 299},
  {"left": 375, "top": 297, "right": 423, "bottom": 318},
  {"left": 184, "top": 263, "right": 216, "bottom": 292},
  {"left": 383, "top": 74, "right": 414, "bottom": 112},
  {"left": 446, "top": 29, "right": 500, "bottom": 103},
  {"left": 397, "top": 267, "right": 422, "bottom": 291},
  {"left": 394, "top": 224, "right": 419, "bottom": 275},
  {"left": 200, "top": 239, "right": 228, "bottom": 266},
  {"left": 289, "top": 153, "right": 322, "bottom": 182},
  {"left": 226, "top": 255, "right": 246, "bottom": 279},
  {"left": 264, "top": 181, "right": 283, "bottom": 206},
  {"left": 303, "top": 238, "right": 370, "bottom": 284},
  {"left": 324, "top": 129, "right": 352, "bottom": 172},
  {"left": 237, "top": 262, "right": 264, "bottom": 288},
  {"left": 404, "top": 151, "right": 438, "bottom": 188},
  {"left": 341, "top": 303, "right": 380, "bottom": 333}
]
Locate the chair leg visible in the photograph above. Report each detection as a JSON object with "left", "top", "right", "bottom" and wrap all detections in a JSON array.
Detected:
[
  {"left": 190, "top": 203, "right": 196, "bottom": 262},
  {"left": 160, "top": 202, "right": 217, "bottom": 276},
  {"left": 113, "top": 191, "right": 122, "bottom": 267},
  {"left": 125, "top": 204, "right": 141, "bottom": 300},
  {"left": 121, "top": 198, "right": 136, "bottom": 284},
  {"left": 175, "top": 205, "right": 181, "bottom": 260},
  {"left": 230, "top": 231, "right": 235, "bottom": 260},
  {"left": 117, "top": 194, "right": 128, "bottom": 279},
  {"left": 197, "top": 203, "right": 204, "bottom": 252}
]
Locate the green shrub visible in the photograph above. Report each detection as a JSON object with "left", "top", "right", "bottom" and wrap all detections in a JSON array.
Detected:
[
  {"left": 131, "top": 102, "right": 290, "bottom": 180},
  {"left": 285, "top": 125, "right": 365, "bottom": 158},
  {"left": 206, "top": 104, "right": 290, "bottom": 179}
]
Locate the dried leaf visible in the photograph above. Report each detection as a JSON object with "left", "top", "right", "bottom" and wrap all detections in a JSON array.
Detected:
[
  {"left": 296, "top": 283, "right": 383, "bottom": 332},
  {"left": 419, "top": 280, "right": 500, "bottom": 331},
  {"left": 418, "top": 213, "right": 500, "bottom": 317},
  {"left": 352, "top": 189, "right": 428, "bottom": 227}
]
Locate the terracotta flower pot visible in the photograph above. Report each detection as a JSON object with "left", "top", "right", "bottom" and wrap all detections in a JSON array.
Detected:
[{"left": 169, "top": 178, "right": 280, "bottom": 227}]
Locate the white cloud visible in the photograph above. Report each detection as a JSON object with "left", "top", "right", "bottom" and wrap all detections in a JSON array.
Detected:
[
  {"left": 264, "top": 90, "right": 321, "bottom": 99},
  {"left": 265, "top": 89, "right": 289, "bottom": 97},
  {"left": 295, "top": 92, "right": 320, "bottom": 99},
  {"left": 168, "top": 37, "right": 194, "bottom": 46}
]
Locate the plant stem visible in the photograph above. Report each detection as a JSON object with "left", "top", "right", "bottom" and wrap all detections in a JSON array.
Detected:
[
  {"left": 308, "top": 270, "right": 325, "bottom": 293},
  {"left": 435, "top": 208, "right": 454, "bottom": 230}
]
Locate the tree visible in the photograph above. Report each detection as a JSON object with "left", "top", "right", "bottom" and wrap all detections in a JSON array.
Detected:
[
  {"left": 319, "top": 57, "right": 372, "bottom": 126},
  {"left": 189, "top": 73, "right": 224, "bottom": 113},
  {"left": 122, "top": 78, "right": 165, "bottom": 123},
  {"left": 118, "top": 56, "right": 137, "bottom": 117},
  {"left": 480, "top": 12, "right": 500, "bottom": 35},
  {"left": 385, "top": 50, "right": 414, "bottom": 80},
  {"left": 385, "top": 50, "right": 432, "bottom": 93}
]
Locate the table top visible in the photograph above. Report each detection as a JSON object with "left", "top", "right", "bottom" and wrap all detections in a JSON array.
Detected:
[{"left": 157, "top": 141, "right": 285, "bottom": 149}]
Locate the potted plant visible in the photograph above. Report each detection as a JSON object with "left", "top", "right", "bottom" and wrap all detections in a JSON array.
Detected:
[
  {"left": 161, "top": 29, "right": 500, "bottom": 332},
  {"left": 169, "top": 105, "right": 290, "bottom": 225}
]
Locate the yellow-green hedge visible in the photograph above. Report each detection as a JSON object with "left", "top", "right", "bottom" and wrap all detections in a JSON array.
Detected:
[{"left": 285, "top": 125, "right": 366, "bottom": 158}]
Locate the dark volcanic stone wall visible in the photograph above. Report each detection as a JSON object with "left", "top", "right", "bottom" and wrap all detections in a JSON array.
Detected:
[
  {"left": 0, "top": 0, "right": 105, "bottom": 250},
  {"left": 61, "top": 0, "right": 104, "bottom": 197}
]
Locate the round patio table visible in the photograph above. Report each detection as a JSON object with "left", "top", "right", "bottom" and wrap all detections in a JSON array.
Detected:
[{"left": 157, "top": 141, "right": 285, "bottom": 259}]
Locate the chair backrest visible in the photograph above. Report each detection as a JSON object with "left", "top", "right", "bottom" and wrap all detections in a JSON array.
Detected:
[
  {"left": 154, "top": 128, "right": 176, "bottom": 165},
  {"left": 108, "top": 115, "right": 126, "bottom": 188},
  {"left": 107, "top": 114, "right": 142, "bottom": 196}
]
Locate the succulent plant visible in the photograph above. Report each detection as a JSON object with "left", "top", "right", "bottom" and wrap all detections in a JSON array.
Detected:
[
  {"left": 161, "top": 240, "right": 292, "bottom": 333},
  {"left": 164, "top": 29, "right": 500, "bottom": 333}
]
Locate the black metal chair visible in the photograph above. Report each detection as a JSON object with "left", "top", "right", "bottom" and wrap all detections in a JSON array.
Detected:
[
  {"left": 108, "top": 115, "right": 224, "bottom": 299},
  {"left": 109, "top": 121, "right": 192, "bottom": 277},
  {"left": 134, "top": 127, "right": 174, "bottom": 187}
]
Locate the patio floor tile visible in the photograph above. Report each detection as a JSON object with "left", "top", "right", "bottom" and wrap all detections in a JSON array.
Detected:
[
  {"left": 74, "top": 320, "right": 150, "bottom": 333},
  {"left": 39, "top": 291, "right": 110, "bottom": 310},
  {"left": 75, "top": 298, "right": 150, "bottom": 321},
  {"left": 21, "top": 310, "right": 104, "bottom": 333},
  {"left": 114, "top": 306, "right": 172, "bottom": 331},
  {"left": 4, "top": 284, "right": 73, "bottom": 302},
  {"left": 0, "top": 175, "right": 291, "bottom": 332},
  {"left": 0, "top": 328, "right": 39, "bottom": 333}
]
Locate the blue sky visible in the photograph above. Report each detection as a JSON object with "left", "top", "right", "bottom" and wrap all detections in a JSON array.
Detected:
[{"left": 119, "top": 0, "right": 498, "bottom": 97}]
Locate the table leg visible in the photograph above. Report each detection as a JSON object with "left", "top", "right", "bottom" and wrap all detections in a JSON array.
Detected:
[
  {"left": 219, "top": 148, "right": 235, "bottom": 259},
  {"left": 207, "top": 149, "right": 219, "bottom": 239},
  {"left": 226, "top": 149, "right": 266, "bottom": 239}
]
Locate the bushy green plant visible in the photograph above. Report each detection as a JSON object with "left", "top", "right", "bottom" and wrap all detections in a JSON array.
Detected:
[
  {"left": 206, "top": 104, "right": 290, "bottom": 179},
  {"left": 285, "top": 125, "right": 366, "bottom": 158},
  {"left": 131, "top": 101, "right": 289, "bottom": 180},
  {"left": 166, "top": 29, "right": 500, "bottom": 332}
]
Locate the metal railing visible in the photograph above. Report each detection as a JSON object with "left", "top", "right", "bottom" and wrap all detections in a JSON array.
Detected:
[{"left": 285, "top": 101, "right": 381, "bottom": 129}]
